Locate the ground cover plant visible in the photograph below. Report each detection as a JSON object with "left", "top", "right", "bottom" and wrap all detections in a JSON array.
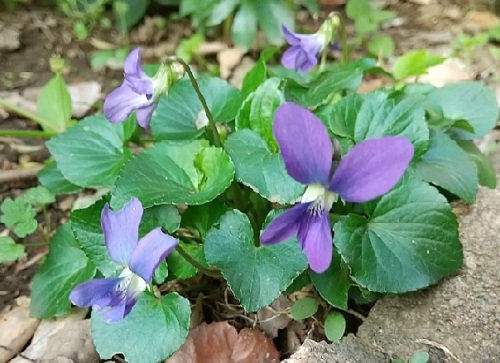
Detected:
[{"left": 1, "top": 6, "right": 499, "bottom": 363}]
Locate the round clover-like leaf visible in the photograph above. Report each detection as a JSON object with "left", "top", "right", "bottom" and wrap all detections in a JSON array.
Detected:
[
  {"left": 225, "top": 129, "right": 304, "bottom": 204},
  {"left": 31, "top": 223, "right": 96, "bottom": 318},
  {"left": 324, "top": 311, "right": 346, "bottom": 342},
  {"left": 92, "top": 292, "right": 190, "bottom": 363},
  {"left": 323, "top": 92, "right": 429, "bottom": 158},
  {"left": 335, "top": 173, "right": 462, "bottom": 293},
  {"left": 204, "top": 210, "right": 308, "bottom": 312},
  {"left": 111, "top": 141, "right": 235, "bottom": 209},
  {"left": 151, "top": 77, "right": 242, "bottom": 141},
  {"left": 291, "top": 297, "right": 319, "bottom": 320},
  {"left": 46, "top": 115, "right": 130, "bottom": 187},
  {"left": 0, "top": 236, "right": 25, "bottom": 264}
]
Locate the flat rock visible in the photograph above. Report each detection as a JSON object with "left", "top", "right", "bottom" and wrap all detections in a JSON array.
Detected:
[
  {"left": 0, "top": 297, "right": 40, "bottom": 363},
  {"left": 356, "top": 183, "right": 500, "bottom": 362}
]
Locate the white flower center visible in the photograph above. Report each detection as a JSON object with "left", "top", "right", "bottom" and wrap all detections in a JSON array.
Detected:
[
  {"left": 301, "top": 184, "right": 337, "bottom": 216},
  {"left": 117, "top": 267, "right": 147, "bottom": 298}
]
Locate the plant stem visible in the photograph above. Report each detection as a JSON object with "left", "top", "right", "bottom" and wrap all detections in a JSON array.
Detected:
[
  {"left": 338, "top": 17, "right": 349, "bottom": 64},
  {"left": 170, "top": 58, "right": 222, "bottom": 147},
  {"left": 0, "top": 129, "right": 56, "bottom": 139},
  {"left": 174, "top": 244, "right": 220, "bottom": 278},
  {"left": 0, "top": 98, "right": 56, "bottom": 132}
]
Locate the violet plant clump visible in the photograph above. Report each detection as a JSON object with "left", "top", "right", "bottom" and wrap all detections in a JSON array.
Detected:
[{"left": 17, "top": 8, "right": 498, "bottom": 363}]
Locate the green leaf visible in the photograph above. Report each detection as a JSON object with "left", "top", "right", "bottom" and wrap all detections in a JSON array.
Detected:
[
  {"left": 457, "top": 140, "right": 497, "bottom": 189},
  {"left": 410, "top": 351, "right": 430, "bottom": 363},
  {"left": 231, "top": 2, "right": 258, "bottom": 49},
  {"left": 30, "top": 223, "right": 96, "bottom": 318},
  {"left": 255, "top": 0, "right": 294, "bottom": 45},
  {"left": 0, "top": 198, "right": 37, "bottom": 238},
  {"left": 310, "top": 249, "right": 350, "bottom": 309},
  {"left": 92, "top": 292, "right": 190, "bottom": 363},
  {"left": 335, "top": 173, "right": 463, "bottom": 293},
  {"left": 71, "top": 199, "right": 120, "bottom": 277},
  {"left": 324, "top": 311, "right": 346, "bottom": 342},
  {"left": 416, "top": 129, "right": 478, "bottom": 203},
  {"left": 346, "top": 0, "right": 371, "bottom": 19},
  {"left": 0, "top": 236, "right": 25, "bottom": 263},
  {"left": 38, "top": 162, "right": 82, "bottom": 195},
  {"left": 207, "top": 0, "right": 238, "bottom": 26},
  {"left": 236, "top": 77, "right": 284, "bottom": 152},
  {"left": 225, "top": 130, "right": 304, "bottom": 204},
  {"left": 181, "top": 199, "right": 228, "bottom": 239},
  {"left": 393, "top": 50, "right": 445, "bottom": 80},
  {"left": 47, "top": 115, "right": 129, "bottom": 188},
  {"left": 139, "top": 205, "right": 181, "bottom": 236},
  {"left": 425, "top": 82, "right": 499, "bottom": 139},
  {"left": 151, "top": 77, "right": 242, "bottom": 141},
  {"left": 21, "top": 186, "right": 55, "bottom": 206},
  {"left": 324, "top": 92, "right": 429, "bottom": 158},
  {"left": 117, "top": 0, "right": 150, "bottom": 31},
  {"left": 301, "top": 59, "right": 377, "bottom": 108},
  {"left": 367, "top": 35, "right": 395, "bottom": 58},
  {"left": 204, "top": 210, "right": 308, "bottom": 312},
  {"left": 241, "top": 57, "right": 267, "bottom": 97},
  {"left": 37, "top": 73, "right": 72, "bottom": 133},
  {"left": 111, "top": 141, "right": 235, "bottom": 209},
  {"left": 153, "top": 261, "right": 169, "bottom": 284},
  {"left": 291, "top": 297, "right": 319, "bottom": 320},
  {"left": 168, "top": 242, "right": 206, "bottom": 279}
]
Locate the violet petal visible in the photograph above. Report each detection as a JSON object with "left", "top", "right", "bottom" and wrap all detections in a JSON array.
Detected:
[
  {"left": 123, "top": 48, "right": 154, "bottom": 95},
  {"left": 260, "top": 203, "right": 310, "bottom": 245},
  {"left": 281, "top": 46, "right": 301, "bottom": 70},
  {"left": 282, "top": 25, "right": 301, "bottom": 45},
  {"left": 329, "top": 136, "right": 414, "bottom": 202},
  {"left": 103, "top": 83, "right": 151, "bottom": 124},
  {"left": 273, "top": 102, "right": 333, "bottom": 185},
  {"left": 135, "top": 103, "right": 157, "bottom": 129},
  {"left": 297, "top": 211, "right": 332, "bottom": 273},
  {"left": 101, "top": 197, "right": 143, "bottom": 265},
  {"left": 129, "top": 228, "right": 178, "bottom": 282},
  {"left": 69, "top": 277, "right": 121, "bottom": 309}
]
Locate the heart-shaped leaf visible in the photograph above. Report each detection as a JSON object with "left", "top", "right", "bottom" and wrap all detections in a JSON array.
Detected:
[
  {"left": 151, "top": 77, "right": 242, "bottom": 141},
  {"left": 111, "top": 141, "right": 234, "bottom": 209},
  {"left": 335, "top": 173, "right": 462, "bottom": 292},
  {"left": 204, "top": 210, "right": 308, "bottom": 312},
  {"left": 47, "top": 115, "right": 129, "bottom": 187},
  {"left": 92, "top": 292, "right": 190, "bottom": 363},
  {"left": 225, "top": 130, "right": 304, "bottom": 204}
]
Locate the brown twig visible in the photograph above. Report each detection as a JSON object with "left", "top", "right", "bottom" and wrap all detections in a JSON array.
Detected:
[{"left": 0, "top": 165, "right": 43, "bottom": 184}]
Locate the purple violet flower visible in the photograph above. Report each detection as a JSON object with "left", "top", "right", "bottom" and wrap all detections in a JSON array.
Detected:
[
  {"left": 69, "top": 197, "right": 178, "bottom": 322},
  {"left": 281, "top": 14, "right": 340, "bottom": 72},
  {"left": 260, "top": 103, "right": 414, "bottom": 273},
  {"left": 281, "top": 25, "right": 325, "bottom": 72},
  {"left": 103, "top": 48, "right": 182, "bottom": 129}
]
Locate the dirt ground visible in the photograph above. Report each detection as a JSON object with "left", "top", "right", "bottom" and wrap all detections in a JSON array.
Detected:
[{"left": 0, "top": 0, "right": 499, "bottom": 359}]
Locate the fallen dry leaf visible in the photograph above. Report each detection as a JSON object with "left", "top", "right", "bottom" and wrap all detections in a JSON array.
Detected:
[
  {"left": 218, "top": 48, "right": 246, "bottom": 80},
  {"left": 463, "top": 11, "right": 500, "bottom": 33},
  {"left": 166, "top": 322, "right": 280, "bottom": 363},
  {"left": 257, "top": 295, "right": 293, "bottom": 338}
]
